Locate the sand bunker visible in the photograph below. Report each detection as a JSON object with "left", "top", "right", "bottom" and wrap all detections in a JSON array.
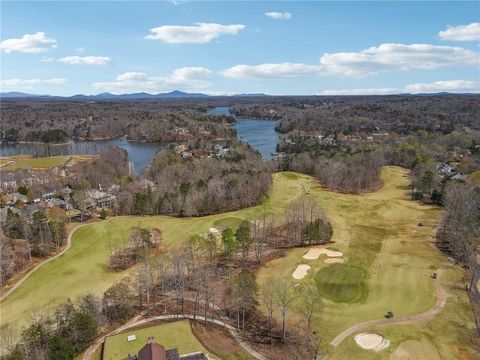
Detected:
[
  {"left": 303, "top": 246, "right": 343, "bottom": 259},
  {"left": 324, "top": 258, "right": 345, "bottom": 264},
  {"left": 209, "top": 227, "right": 219, "bottom": 234},
  {"left": 354, "top": 333, "right": 390, "bottom": 351},
  {"left": 292, "top": 264, "right": 311, "bottom": 280}
]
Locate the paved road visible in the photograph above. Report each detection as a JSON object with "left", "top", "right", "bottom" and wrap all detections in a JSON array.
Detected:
[
  {"left": 82, "top": 314, "right": 267, "bottom": 360},
  {"left": 330, "top": 270, "right": 447, "bottom": 347}
]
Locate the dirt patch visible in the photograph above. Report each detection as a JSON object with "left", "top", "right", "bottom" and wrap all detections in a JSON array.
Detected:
[
  {"left": 292, "top": 264, "right": 311, "bottom": 280},
  {"left": 354, "top": 333, "right": 389, "bottom": 351},
  {"left": 303, "top": 246, "right": 343, "bottom": 259},
  {"left": 324, "top": 258, "right": 345, "bottom": 264},
  {"left": 191, "top": 322, "right": 252, "bottom": 360}
]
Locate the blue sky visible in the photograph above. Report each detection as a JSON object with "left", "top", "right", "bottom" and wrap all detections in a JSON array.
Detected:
[{"left": 1, "top": 1, "right": 479, "bottom": 95}]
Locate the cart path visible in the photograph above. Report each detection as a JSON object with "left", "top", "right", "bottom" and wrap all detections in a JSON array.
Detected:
[
  {"left": 330, "top": 270, "right": 447, "bottom": 347},
  {"left": 82, "top": 314, "right": 267, "bottom": 360},
  {"left": 0, "top": 219, "right": 109, "bottom": 302}
]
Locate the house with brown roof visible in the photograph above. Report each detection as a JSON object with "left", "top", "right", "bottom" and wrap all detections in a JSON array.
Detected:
[{"left": 129, "top": 338, "right": 208, "bottom": 360}]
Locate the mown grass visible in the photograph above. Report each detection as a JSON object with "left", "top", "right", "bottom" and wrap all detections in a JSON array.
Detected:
[
  {"left": 257, "top": 167, "right": 478, "bottom": 358},
  {"left": 213, "top": 217, "right": 243, "bottom": 230},
  {"left": 102, "top": 320, "right": 209, "bottom": 360},
  {"left": 0, "top": 155, "right": 71, "bottom": 170},
  {"left": 0, "top": 171, "right": 310, "bottom": 327},
  {"left": 1, "top": 167, "right": 477, "bottom": 359},
  {"left": 315, "top": 264, "right": 367, "bottom": 303}
]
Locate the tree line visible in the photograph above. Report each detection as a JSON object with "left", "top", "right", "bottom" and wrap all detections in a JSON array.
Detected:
[{"left": 1, "top": 194, "right": 333, "bottom": 360}]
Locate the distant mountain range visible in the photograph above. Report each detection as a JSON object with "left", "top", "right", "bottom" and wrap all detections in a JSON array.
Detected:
[
  {"left": 1, "top": 91, "right": 476, "bottom": 99},
  {"left": 0, "top": 90, "right": 270, "bottom": 99}
]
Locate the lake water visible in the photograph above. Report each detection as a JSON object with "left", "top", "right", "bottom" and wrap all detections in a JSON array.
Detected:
[
  {"left": 0, "top": 138, "right": 162, "bottom": 177},
  {"left": 1, "top": 107, "right": 279, "bottom": 175},
  {"left": 208, "top": 107, "right": 279, "bottom": 159}
]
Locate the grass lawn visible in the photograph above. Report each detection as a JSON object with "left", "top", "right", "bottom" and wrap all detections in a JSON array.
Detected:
[
  {"left": 102, "top": 320, "right": 209, "bottom": 360},
  {"left": 256, "top": 167, "right": 478, "bottom": 358},
  {"left": 0, "top": 155, "right": 93, "bottom": 171},
  {"left": 315, "top": 264, "right": 367, "bottom": 303},
  {"left": 1, "top": 167, "right": 477, "bottom": 359},
  {"left": 0, "top": 155, "right": 71, "bottom": 170},
  {"left": 0, "top": 170, "right": 309, "bottom": 327}
]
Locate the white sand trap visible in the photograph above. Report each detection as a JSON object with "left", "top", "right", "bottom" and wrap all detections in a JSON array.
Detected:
[
  {"left": 354, "top": 333, "right": 390, "bottom": 351},
  {"left": 209, "top": 227, "right": 219, "bottom": 234},
  {"left": 303, "top": 246, "right": 343, "bottom": 259},
  {"left": 324, "top": 258, "right": 345, "bottom": 264},
  {"left": 292, "top": 264, "right": 311, "bottom": 280}
]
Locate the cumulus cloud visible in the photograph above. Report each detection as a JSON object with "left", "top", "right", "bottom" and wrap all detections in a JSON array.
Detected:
[
  {"left": 321, "top": 88, "right": 401, "bottom": 95},
  {"left": 0, "top": 78, "right": 66, "bottom": 90},
  {"left": 57, "top": 56, "right": 111, "bottom": 65},
  {"left": 0, "top": 32, "right": 57, "bottom": 54},
  {"left": 319, "top": 43, "right": 479, "bottom": 76},
  {"left": 405, "top": 80, "right": 479, "bottom": 93},
  {"left": 438, "top": 22, "right": 480, "bottom": 41},
  {"left": 221, "top": 43, "right": 479, "bottom": 79},
  {"left": 265, "top": 12, "right": 292, "bottom": 20},
  {"left": 92, "top": 67, "right": 212, "bottom": 93},
  {"left": 221, "top": 63, "right": 323, "bottom": 79},
  {"left": 145, "top": 23, "right": 245, "bottom": 44},
  {"left": 321, "top": 80, "right": 478, "bottom": 95}
]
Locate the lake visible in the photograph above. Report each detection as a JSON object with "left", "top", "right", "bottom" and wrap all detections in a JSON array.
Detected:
[
  {"left": 1, "top": 107, "right": 279, "bottom": 175},
  {"left": 208, "top": 107, "right": 279, "bottom": 159},
  {"left": 0, "top": 138, "right": 161, "bottom": 177}
]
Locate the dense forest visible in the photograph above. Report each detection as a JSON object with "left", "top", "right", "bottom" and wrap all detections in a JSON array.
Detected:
[
  {"left": 143, "top": 141, "right": 272, "bottom": 216},
  {"left": 230, "top": 94, "right": 480, "bottom": 134},
  {"left": 0, "top": 100, "right": 235, "bottom": 143}
]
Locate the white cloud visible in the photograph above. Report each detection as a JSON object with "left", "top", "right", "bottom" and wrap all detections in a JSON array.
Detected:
[
  {"left": 41, "top": 56, "right": 55, "bottom": 62},
  {"left": 438, "top": 22, "right": 480, "bottom": 41},
  {"left": 405, "top": 80, "right": 479, "bottom": 93},
  {"left": 321, "top": 88, "right": 401, "bottom": 95},
  {"left": 222, "top": 43, "right": 479, "bottom": 79},
  {"left": 265, "top": 12, "right": 292, "bottom": 20},
  {"left": 57, "top": 56, "right": 111, "bottom": 65},
  {"left": 0, "top": 32, "right": 57, "bottom": 54},
  {"left": 75, "top": 46, "right": 86, "bottom": 52},
  {"left": 319, "top": 43, "right": 479, "bottom": 76},
  {"left": 0, "top": 78, "right": 66, "bottom": 91},
  {"left": 321, "top": 80, "right": 479, "bottom": 95},
  {"left": 145, "top": 23, "right": 245, "bottom": 44},
  {"left": 92, "top": 67, "right": 212, "bottom": 93},
  {"left": 221, "top": 63, "right": 323, "bottom": 79}
]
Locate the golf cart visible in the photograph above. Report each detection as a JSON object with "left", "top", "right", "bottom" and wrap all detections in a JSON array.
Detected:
[{"left": 384, "top": 311, "right": 394, "bottom": 319}]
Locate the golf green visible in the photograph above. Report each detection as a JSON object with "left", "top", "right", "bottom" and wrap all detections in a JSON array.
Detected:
[{"left": 315, "top": 264, "right": 367, "bottom": 303}]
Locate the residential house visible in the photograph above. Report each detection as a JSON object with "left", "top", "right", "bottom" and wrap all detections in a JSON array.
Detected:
[
  {"left": 6, "top": 192, "right": 28, "bottom": 205},
  {"left": 85, "top": 190, "right": 116, "bottom": 208},
  {"left": 42, "top": 186, "right": 56, "bottom": 200},
  {"left": 436, "top": 162, "right": 454, "bottom": 175},
  {"left": 132, "top": 339, "right": 208, "bottom": 360},
  {"left": 47, "top": 198, "right": 72, "bottom": 210}
]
